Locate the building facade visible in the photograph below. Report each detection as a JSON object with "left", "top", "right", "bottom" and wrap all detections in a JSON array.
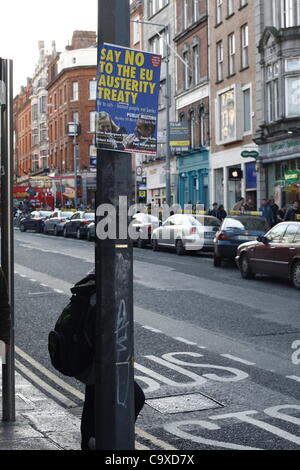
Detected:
[
  {"left": 210, "top": 0, "right": 258, "bottom": 211},
  {"left": 254, "top": 0, "right": 300, "bottom": 207},
  {"left": 14, "top": 79, "right": 32, "bottom": 182},
  {"left": 142, "top": 0, "right": 178, "bottom": 205},
  {"left": 174, "top": 0, "right": 210, "bottom": 208},
  {"left": 47, "top": 31, "right": 98, "bottom": 205}
]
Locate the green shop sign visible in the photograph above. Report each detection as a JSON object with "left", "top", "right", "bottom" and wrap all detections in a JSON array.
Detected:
[
  {"left": 241, "top": 151, "right": 259, "bottom": 159},
  {"left": 284, "top": 170, "right": 300, "bottom": 184}
]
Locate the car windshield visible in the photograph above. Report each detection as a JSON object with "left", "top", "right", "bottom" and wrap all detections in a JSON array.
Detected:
[
  {"left": 84, "top": 213, "right": 95, "bottom": 220},
  {"left": 197, "top": 216, "right": 220, "bottom": 227},
  {"left": 182, "top": 216, "right": 201, "bottom": 226},
  {"left": 223, "top": 217, "right": 267, "bottom": 231},
  {"left": 60, "top": 212, "right": 74, "bottom": 219}
]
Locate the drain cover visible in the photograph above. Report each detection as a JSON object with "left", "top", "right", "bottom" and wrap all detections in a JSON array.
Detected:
[{"left": 146, "top": 393, "right": 223, "bottom": 414}]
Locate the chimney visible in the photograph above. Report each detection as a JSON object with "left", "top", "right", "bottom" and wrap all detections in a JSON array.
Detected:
[{"left": 66, "top": 30, "right": 97, "bottom": 51}]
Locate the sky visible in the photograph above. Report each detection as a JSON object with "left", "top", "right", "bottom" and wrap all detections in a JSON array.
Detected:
[{"left": 0, "top": 0, "right": 98, "bottom": 94}]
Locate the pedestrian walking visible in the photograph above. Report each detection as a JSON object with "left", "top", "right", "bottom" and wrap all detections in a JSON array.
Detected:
[
  {"left": 259, "top": 199, "right": 275, "bottom": 229},
  {"left": 277, "top": 205, "right": 287, "bottom": 223},
  {"left": 0, "top": 267, "right": 11, "bottom": 356},
  {"left": 233, "top": 198, "right": 245, "bottom": 211},
  {"left": 209, "top": 203, "right": 219, "bottom": 218},
  {"left": 284, "top": 201, "right": 300, "bottom": 221},
  {"left": 269, "top": 197, "right": 279, "bottom": 226},
  {"left": 217, "top": 205, "right": 227, "bottom": 222}
]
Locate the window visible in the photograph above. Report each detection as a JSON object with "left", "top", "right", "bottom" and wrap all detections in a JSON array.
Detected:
[
  {"left": 266, "top": 62, "right": 280, "bottom": 122},
  {"left": 272, "top": 0, "right": 300, "bottom": 28},
  {"left": 228, "top": 0, "right": 235, "bottom": 16},
  {"left": 228, "top": 33, "right": 235, "bottom": 76},
  {"left": 158, "top": 80, "right": 166, "bottom": 109},
  {"left": 40, "top": 124, "right": 47, "bottom": 143},
  {"left": 89, "top": 80, "right": 97, "bottom": 100},
  {"left": 32, "top": 128, "right": 39, "bottom": 147},
  {"left": 240, "top": 0, "right": 248, "bottom": 6},
  {"left": 73, "top": 112, "right": 79, "bottom": 123},
  {"left": 193, "top": 44, "right": 200, "bottom": 85},
  {"left": 286, "top": 57, "right": 300, "bottom": 72},
  {"left": 149, "top": 29, "right": 168, "bottom": 57},
  {"left": 148, "top": 0, "right": 169, "bottom": 17},
  {"left": 90, "top": 111, "right": 96, "bottom": 132},
  {"left": 218, "top": 88, "right": 236, "bottom": 142},
  {"left": 217, "top": 41, "right": 224, "bottom": 81},
  {"left": 72, "top": 82, "right": 79, "bottom": 101},
  {"left": 193, "top": 0, "right": 200, "bottom": 22},
  {"left": 132, "top": 16, "right": 140, "bottom": 44},
  {"left": 282, "top": 224, "right": 299, "bottom": 243},
  {"left": 32, "top": 103, "right": 38, "bottom": 121},
  {"left": 243, "top": 87, "right": 251, "bottom": 133},
  {"left": 183, "top": 51, "right": 189, "bottom": 89},
  {"left": 286, "top": 76, "right": 300, "bottom": 116},
  {"left": 267, "top": 224, "right": 287, "bottom": 242},
  {"left": 241, "top": 24, "right": 249, "bottom": 69},
  {"left": 216, "top": 0, "right": 223, "bottom": 24},
  {"left": 40, "top": 96, "right": 46, "bottom": 114}
]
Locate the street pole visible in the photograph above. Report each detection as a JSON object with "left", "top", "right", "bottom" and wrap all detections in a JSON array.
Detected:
[
  {"left": 0, "top": 58, "right": 15, "bottom": 422},
  {"left": 73, "top": 133, "right": 78, "bottom": 209},
  {"left": 96, "top": 0, "right": 135, "bottom": 450},
  {"left": 165, "top": 43, "right": 171, "bottom": 206}
]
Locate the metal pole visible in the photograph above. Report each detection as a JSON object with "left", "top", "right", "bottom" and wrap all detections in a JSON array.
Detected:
[
  {"left": 74, "top": 133, "right": 78, "bottom": 209},
  {"left": 0, "top": 58, "right": 15, "bottom": 422},
  {"left": 96, "top": 0, "right": 134, "bottom": 450},
  {"left": 165, "top": 44, "right": 171, "bottom": 206}
]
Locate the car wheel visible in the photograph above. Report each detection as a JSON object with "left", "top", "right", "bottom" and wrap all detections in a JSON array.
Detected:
[
  {"left": 214, "top": 255, "right": 222, "bottom": 267},
  {"left": 152, "top": 237, "right": 159, "bottom": 251},
  {"left": 54, "top": 226, "right": 59, "bottom": 236},
  {"left": 43, "top": 225, "right": 48, "bottom": 235},
  {"left": 76, "top": 228, "right": 81, "bottom": 240},
  {"left": 63, "top": 227, "right": 68, "bottom": 238},
  {"left": 240, "top": 253, "right": 255, "bottom": 279},
  {"left": 292, "top": 261, "right": 300, "bottom": 289},
  {"left": 176, "top": 239, "right": 185, "bottom": 256},
  {"left": 20, "top": 223, "right": 26, "bottom": 233}
]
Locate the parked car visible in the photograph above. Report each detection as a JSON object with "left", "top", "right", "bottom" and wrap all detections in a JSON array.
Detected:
[
  {"left": 151, "top": 214, "right": 206, "bottom": 255},
  {"left": 19, "top": 211, "right": 52, "bottom": 233},
  {"left": 131, "top": 213, "right": 160, "bottom": 248},
  {"left": 43, "top": 211, "right": 75, "bottom": 236},
  {"left": 214, "top": 214, "right": 268, "bottom": 267},
  {"left": 86, "top": 222, "right": 95, "bottom": 241},
  {"left": 193, "top": 215, "right": 221, "bottom": 251},
  {"left": 236, "top": 221, "right": 300, "bottom": 289},
  {"left": 63, "top": 211, "right": 95, "bottom": 239}
]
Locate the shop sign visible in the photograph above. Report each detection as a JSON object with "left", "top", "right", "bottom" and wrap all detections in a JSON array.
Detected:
[{"left": 284, "top": 170, "right": 300, "bottom": 184}]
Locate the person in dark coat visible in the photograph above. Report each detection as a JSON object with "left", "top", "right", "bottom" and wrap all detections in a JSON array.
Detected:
[
  {"left": 259, "top": 199, "right": 275, "bottom": 229},
  {"left": 0, "top": 267, "right": 11, "bottom": 351},
  {"left": 209, "top": 203, "right": 219, "bottom": 218},
  {"left": 285, "top": 201, "right": 300, "bottom": 222},
  {"left": 217, "top": 205, "right": 227, "bottom": 222}
]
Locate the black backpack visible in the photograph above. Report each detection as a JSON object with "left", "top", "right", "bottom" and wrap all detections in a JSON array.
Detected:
[{"left": 48, "top": 274, "right": 96, "bottom": 377}]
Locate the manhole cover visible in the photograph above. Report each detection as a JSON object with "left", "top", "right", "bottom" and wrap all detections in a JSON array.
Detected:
[{"left": 146, "top": 393, "right": 223, "bottom": 414}]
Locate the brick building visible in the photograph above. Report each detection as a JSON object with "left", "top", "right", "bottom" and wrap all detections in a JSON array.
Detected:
[
  {"left": 47, "top": 31, "right": 98, "bottom": 205},
  {"left": 174, "top": 0, "right": 210, "bottom": 208},
  {"left": 14, "top": 79, "right": 32, "bottom": 181},
  {"left": 210, "top": 0, "right": 258, "bottom": 211}
]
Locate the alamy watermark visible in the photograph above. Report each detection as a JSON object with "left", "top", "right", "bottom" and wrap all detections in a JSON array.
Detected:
[
  {"left": 291, "top": 340, "right": 300, "bottom": 366},
  {"left": 0, "top": 340, "right": 6, "bottom": 365},
  {"left": 95, "top": 198, "right": 205, "bottom": 243}
]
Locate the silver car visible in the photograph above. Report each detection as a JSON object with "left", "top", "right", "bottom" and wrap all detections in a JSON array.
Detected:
[{"left": 43, "top": 211, "right": 75, "bottom": 236}]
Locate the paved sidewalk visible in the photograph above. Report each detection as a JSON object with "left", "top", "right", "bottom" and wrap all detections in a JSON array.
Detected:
[{"left": 0, "top": 368, "right": 81, "bottom": 450}]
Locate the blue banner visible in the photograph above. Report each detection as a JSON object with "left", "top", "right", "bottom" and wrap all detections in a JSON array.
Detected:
[{"left": 96, "top": 43, "right": 161, "bottom": 154}]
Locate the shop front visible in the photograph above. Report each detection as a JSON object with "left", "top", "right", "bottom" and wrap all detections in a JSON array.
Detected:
[
  {"left": 177, "top": 147, "right": 209, "bottom": 210},
  {"left": 259, "top": 139, "right": 300, "bottom": 207}
]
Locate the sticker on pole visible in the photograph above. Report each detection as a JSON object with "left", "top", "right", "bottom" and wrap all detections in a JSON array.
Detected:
[{"left": 96, "top": 43, "right": 161, "bottom": 155}]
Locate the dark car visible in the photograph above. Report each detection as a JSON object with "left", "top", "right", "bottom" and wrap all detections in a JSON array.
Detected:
[
  {"left": 236, "top": 222, "right": 300, "bottom": 289},
  {"left": 63, "top": 211, "right": 95, "bottom": 239},
  {"left": 86, "top": 222, "right": 95, "bottom": 241},
  {"left": 214, "top": 213, "right": 268, "bottom": 267},
  {"left": 43, "top": 210, "right": 75, "bottom": 236},
  {"left": 131, "top": 213, "right": 160, "bottom": 248},
  {"left": 19, "top": 211, "right": 52, "bottom": 233}
]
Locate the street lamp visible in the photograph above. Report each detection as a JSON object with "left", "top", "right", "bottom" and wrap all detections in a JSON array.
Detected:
[{"left": 67, "top": 121, "right": 81, "bottom": 209}]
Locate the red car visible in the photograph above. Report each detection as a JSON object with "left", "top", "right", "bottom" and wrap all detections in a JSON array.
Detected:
[{"left": 236, "top": 222, "right": 300, "bottom": 289}]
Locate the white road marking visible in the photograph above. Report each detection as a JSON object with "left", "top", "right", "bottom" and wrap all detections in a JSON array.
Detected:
[
  {"left": 135, "top": 427, "right": 177, "bottom": 451},
  {"left": 15, "top": 359, "right": 78, "bottom": 408},
  {"left": 40, "top": 284, "right": 49, "bottom": 287},
  {"left": 29, "top": 279, "right": 37, "bottom": 283},
  {"left": 220, "top": 354, "right": 256, "bottom": 366},
  {"left": 54, "top": 289, "right": 64, "bottom": 294},
  {"left": 135, "top": 442, "right": 151, "bottom": 450},
  {"left": 142, "top": 326, "right": 163, "bottom": 334},
  {"left": 286, "top": 375, "right": 300, "bottom": 383},
  {"left": 174, "top": 337, "right": 197, "bottom": 346},
  {"left": 15, "top": 346, "right": 84, "bottom": 401}
]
